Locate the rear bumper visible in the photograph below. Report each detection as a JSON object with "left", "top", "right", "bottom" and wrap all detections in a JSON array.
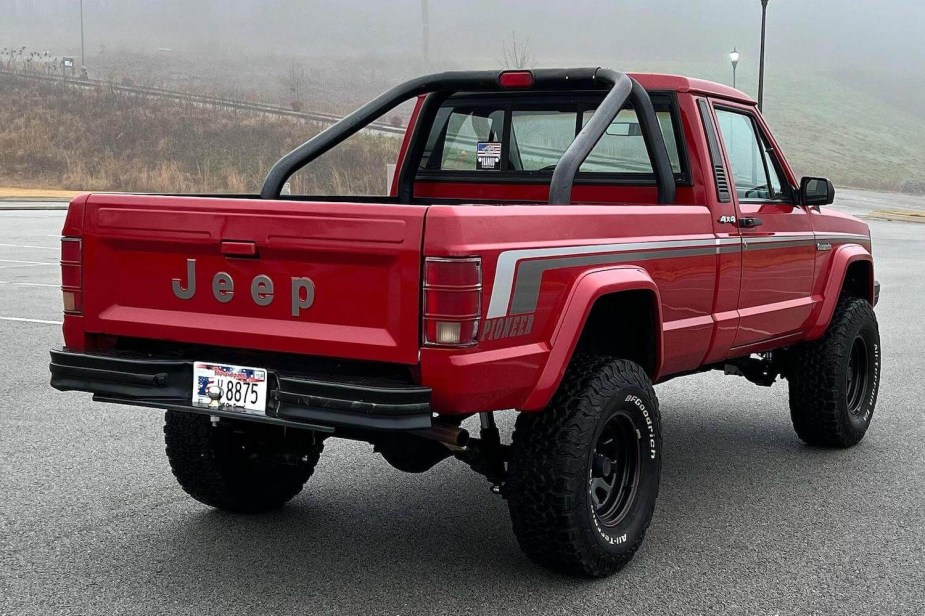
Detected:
[{"left": 49, "top": 349, "right": 432, "bottom": 432}]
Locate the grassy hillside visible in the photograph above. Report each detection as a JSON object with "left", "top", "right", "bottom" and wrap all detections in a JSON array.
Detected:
[{"left": 0, "top": 75, "right": 400, "bottom": 195}]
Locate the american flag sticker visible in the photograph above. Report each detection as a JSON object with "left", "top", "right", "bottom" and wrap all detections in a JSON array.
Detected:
[{"left": 476, "top": 142, "right": 502, "bottom": 170}]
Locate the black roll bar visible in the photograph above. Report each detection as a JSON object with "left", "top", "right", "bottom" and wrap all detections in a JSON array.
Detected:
[{"left": 260, "top": 68, "right": 676, "bottom": 205}]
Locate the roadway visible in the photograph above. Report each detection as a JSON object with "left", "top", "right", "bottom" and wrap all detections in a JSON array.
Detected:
[{"left": 0, "top": 193, "right": 923, "bottom": 615}]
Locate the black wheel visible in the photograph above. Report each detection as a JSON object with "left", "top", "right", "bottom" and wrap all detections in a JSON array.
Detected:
[
  {"left": 787, "top": 297, "right": 881, "bottom": 447},
  {"left": 505, "top": 357, "right": 662, "bottom": 577},
  {"left": 164, "top": 411, "right": 324, "bottom": 513}
]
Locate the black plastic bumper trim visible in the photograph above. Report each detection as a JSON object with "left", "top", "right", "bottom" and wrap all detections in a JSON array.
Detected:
[
  {"left": 874, "top": 280, "right": 880, "bottom": 307},
  {"left": 50, "top": 351, "right": 190, "bottom": 399},
  {"left": 51, "top": 349, "right": 432, "bottom": 432},
  {"left": 94, "top": 396, "right": 336, "bottom": 434}
]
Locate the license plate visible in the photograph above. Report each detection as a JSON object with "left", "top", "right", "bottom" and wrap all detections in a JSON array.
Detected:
[{"left": 192, "top": 362, "right": 268, "bottom": 415}]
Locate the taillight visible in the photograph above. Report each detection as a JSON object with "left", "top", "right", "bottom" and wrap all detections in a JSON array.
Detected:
[
  {"left": 61, "top": 237, "right": 82, "bottom": 315},
  {"left": 423, "top": 257, "right": 481, "bottom": 347}
]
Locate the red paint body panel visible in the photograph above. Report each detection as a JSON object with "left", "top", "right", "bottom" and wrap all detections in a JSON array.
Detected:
[
  {"left": 417, "top": 203, "right": 720, "bottom": 410},
  {"left": 629, "top": 73, "right": 755, "bottom": 105},
  {"left": 69, "top": 194, "right": 426, "bottom": 364},
  {"left": 733, "top": 204, "right": 817, "bottom": 348},
  {"left": 58, "top": 75, "right": 876, "bottom": 417}
]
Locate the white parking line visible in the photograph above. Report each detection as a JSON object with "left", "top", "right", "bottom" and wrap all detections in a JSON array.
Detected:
[
  {"left": 0, "top": 281, "right": 59, "bottom": 288},
  {"left": 0, "top": 243, "right": 59, "bottom": 250},
  {"left": 0, "top": 263, "right": 57, "bottom": 270},
  {"left": 0, "top": 259, "right": 56, "bottom": 265},
  {"left": 0, "top": 316, "right": 62, "bottom": 325}
]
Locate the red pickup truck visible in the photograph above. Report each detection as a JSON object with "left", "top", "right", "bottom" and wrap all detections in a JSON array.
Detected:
[{"left": 50, "top": 68, "right": 881, "bottom": 577}]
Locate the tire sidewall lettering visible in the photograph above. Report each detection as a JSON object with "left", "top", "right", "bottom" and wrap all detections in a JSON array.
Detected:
[
  {"left": 850, "top": 320, "right": 880, "bottom": 428},
  {"left": 587, "top": 387, "right": 661, "bottom": 550},
  {"left": 625, "top": 394, "right": 658, "bottom": 460}
]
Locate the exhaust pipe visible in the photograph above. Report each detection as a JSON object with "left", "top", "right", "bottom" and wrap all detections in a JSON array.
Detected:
[{"left": 415, "top": 424, "right": 469, "bottom": 448}]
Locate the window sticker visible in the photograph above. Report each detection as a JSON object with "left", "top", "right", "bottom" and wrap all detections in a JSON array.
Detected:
[{"left": 476, "top": 142, "right": 502, "bottom": 170}]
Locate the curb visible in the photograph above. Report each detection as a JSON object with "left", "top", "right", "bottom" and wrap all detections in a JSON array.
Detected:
[
  {"left": 0, "top": 204, "right": 69, "bottom": 211},
  {"left": 867, "top": 210, "right": 925, "bottom": 224},
  {"left": 0, "top": 197, "right": 72, "bottom": 202}
]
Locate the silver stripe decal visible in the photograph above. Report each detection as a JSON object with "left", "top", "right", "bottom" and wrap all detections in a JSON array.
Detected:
[
  {"left": 509, "top": 245, "right": 733, "bottom": 316},
  {"left": 814, "top": 233, "right": 871, "bottom": 243},
  {"left": 744, "top": 236, "right": 815, "bottom": 252},
  {"left": 742, "top": 233, "right": 814, "bottom": 244},
  {"left": 485, "top": 232, "right": 871, "bottom": 319},
  {"left": 487, "top": 237, "right": 735, "bottom": 318}
]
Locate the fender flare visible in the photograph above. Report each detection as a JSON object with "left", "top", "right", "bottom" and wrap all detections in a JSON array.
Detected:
[
  {"left": 521, "top": 266, "right": 663, "bottom": 411},
  {"left": 805, "top": 244, "right": 874, "bottom": 340}
]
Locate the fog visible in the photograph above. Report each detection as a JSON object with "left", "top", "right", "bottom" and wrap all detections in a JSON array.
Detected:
[
  {"left": 3, "top": 0, "right": 923, "bottom": 76},
  {"left": 1, "top": 2, "right": 923, "bottom": 195}
]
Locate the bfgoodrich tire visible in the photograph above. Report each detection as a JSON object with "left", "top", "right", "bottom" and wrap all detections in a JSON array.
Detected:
[
  {"left": 787, "top": 297, "right": 881, "bottom": 448},
  {"left": 164, "top": 411, "right": 324, "bottom": 513},
  {"left": 506, "top": 357, "right": 661, "bottom": 578}
]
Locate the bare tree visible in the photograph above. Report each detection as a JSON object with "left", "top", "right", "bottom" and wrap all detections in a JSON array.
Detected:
[
  {"left": 279, "top": 59, "right": 309, "bottom": 111},
  {"left": 497, "top": 31, "right": 535, "bottom": 69}
]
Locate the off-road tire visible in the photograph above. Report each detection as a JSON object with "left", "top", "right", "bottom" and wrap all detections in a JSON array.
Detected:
[
  {"left": 506, "top": 356, "right": 662, "bottom": 578},
  {"left": 787, "top": 297, "right": 881, "bottom": 447},
  {"left": 164, "top": 411, "right": 324, "bottom": 513}
]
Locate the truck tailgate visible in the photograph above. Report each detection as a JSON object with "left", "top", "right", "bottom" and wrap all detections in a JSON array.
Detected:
[{"left": 78, "top": 194, "right": 426, "bottom": 364}]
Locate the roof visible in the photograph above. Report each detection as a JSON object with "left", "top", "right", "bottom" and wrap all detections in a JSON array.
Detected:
[{"left": 628, "top": 72, "right": 756, "bottom": 105}]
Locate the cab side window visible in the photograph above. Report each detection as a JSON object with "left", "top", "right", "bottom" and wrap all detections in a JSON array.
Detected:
[{"left": 715, "top": 108, "right": 786, "bottom": 201}]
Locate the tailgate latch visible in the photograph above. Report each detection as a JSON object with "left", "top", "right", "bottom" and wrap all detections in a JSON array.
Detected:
[{"left": 220, "top": 241, "right": 258, "bottom": 258}]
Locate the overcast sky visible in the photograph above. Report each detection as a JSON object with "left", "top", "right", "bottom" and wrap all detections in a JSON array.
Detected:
[{"left": 3, "top": 0, "right": 923, "bottom": 76}]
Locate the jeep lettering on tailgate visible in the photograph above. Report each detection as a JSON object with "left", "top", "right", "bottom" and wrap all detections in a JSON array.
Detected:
[{"left": 171, "top": 258, "right": 315, "bottom": 316}]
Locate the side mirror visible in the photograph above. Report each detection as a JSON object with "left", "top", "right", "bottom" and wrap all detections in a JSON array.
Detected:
[{"left": 800, "top": 177, "right": 835, "bottom": 206}]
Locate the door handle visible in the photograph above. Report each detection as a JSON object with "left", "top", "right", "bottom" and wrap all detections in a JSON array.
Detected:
[{"left": 738, "top": 217, "right": 763, "bottom": 229}]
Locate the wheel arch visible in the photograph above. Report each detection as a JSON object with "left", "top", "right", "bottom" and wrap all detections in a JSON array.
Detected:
[
  {"left": 841, "top": 259, "right": 874, "bottom": 303},
  {"left": 806, "top": 244, "right": 874, "bottom": 340},
  {"left": 521, "top": 266, "right": 663, "bottom": 411}
]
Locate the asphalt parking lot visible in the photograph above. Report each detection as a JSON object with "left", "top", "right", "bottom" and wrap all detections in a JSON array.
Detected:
[{"left": 1, "top": 196, "right": 923, "bottom": 615}]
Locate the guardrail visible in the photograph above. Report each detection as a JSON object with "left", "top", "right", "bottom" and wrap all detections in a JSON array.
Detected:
[{"left": 0, "top": 69, "right": 408, "bottom": 136}]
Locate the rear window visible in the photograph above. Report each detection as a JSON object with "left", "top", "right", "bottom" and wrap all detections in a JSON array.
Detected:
[{"left": 419, "top": 93, "right": 685, "bottom": 181}]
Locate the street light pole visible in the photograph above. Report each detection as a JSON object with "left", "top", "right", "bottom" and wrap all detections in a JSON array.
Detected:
[
  {"left": 757, "top": 0, "right": 769, "bottom": 111},
  {"left": 79, "top": 0, "right": 85, "bottom": 67},
  {"left": 729, "top": 47, "right": 740, "bottom": 89},
  {"left": 421, "top": 0, "right": 430, "bottom": 63}
]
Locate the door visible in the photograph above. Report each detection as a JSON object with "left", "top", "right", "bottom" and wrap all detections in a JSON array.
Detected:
[{"left": 712, "top": 104, "right": 816, "bottom": 348}]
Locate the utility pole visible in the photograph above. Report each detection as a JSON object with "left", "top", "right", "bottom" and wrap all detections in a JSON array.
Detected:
[
  {"left": 757, "top": 0, "right": 769, "bottom": 111},
  {"left": 421, "top": 0, "right": 430, "bottom": 63},
  {"left": 80, "top": 0, "right": 85, "bottom": 67}
]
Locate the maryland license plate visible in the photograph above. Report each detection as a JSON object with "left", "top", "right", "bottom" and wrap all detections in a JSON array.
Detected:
[{"left": 192, "top": 362, "right": 268, "bottom": 415}]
